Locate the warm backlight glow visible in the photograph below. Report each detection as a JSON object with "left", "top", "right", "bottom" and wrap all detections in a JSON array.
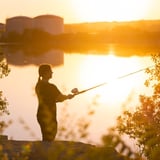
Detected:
[
  {"left": 79, "top": 54, "right": 144, "bottom": 104},
  {"left": 72, "top": 0, "right": 151, "bottom": 22}
]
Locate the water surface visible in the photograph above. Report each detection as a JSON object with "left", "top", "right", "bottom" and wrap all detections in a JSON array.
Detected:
[{"left": 0, "top": 44, "right": 154, "bottom": 145}]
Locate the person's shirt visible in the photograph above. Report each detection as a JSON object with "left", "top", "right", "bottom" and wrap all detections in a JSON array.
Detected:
[{"left": 35, "top": 80, "right": 61, "bottom": 107}]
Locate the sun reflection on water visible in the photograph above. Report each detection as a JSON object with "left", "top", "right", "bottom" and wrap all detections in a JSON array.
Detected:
[{"left": 78, "top": 54, "right": 149, "bottom": 105}]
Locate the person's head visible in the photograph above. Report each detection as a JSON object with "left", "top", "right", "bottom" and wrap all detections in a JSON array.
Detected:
[{"left": 38, "top": 64, "right": 53, "bottom": 80}]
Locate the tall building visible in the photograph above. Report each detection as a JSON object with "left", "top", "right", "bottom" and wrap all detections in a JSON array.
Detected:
[
  {"left": 5, "top": 14, "right": 64, "bottom": 36},
  {"left": 33, "top": 15, "right": 64, "bottom": 35},
  {"left": 5, "top": 16, "right": 33, "bottom": 35}
]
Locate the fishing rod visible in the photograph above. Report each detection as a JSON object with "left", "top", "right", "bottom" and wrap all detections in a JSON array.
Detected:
[{"left": 71, "top": 65, "right": 154, "bottom": 96}]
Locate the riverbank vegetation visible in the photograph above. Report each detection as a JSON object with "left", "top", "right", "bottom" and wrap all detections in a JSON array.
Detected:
[{"left": 116, "top": 53, "right": 160, "bottom": 159}]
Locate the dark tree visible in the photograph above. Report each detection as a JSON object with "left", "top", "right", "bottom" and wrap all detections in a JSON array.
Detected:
[{"left": 0, "top": 52, "right": 10, "bottom": 133}]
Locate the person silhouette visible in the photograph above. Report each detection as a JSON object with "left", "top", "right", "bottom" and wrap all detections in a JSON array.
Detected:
[{"left": 35, "top": 64, "right": 74, "bottom": 141}]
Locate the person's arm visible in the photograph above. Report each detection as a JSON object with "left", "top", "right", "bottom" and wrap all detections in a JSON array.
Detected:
[
  {"left": 52, "top": 84, "right": 74, "bottom": 102},
  {"left": 56, "top": 93, "right": 74, "bottom": 102}
]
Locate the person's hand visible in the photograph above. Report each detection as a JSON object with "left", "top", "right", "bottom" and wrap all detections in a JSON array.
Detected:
[
  {"left": 71, "top": 88, "right": 79, "bottom": 94},
  {"left": 67, "top": 94, "right": 74, "bottom": 99}
]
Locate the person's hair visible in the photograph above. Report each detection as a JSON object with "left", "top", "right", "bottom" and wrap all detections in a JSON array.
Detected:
[{"left": 38, "top": 64, "right": 52, "bottom": 81}]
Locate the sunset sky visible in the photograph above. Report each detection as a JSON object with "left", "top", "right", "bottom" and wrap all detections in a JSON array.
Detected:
[{"left": 0, "top": 0, "right": 160, "bottom": 24}]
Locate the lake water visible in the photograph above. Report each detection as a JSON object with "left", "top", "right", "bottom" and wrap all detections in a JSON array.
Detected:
[{"left": 0, "top": 44, "right": 155, "bottom": 146}]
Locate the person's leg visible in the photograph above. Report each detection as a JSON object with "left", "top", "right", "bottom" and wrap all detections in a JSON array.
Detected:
[
  {"left": 38, "top": 116, "right": 57, "bottom": 141},
  {"left": 41, "top": 122, "right": 57, "bottom": 141}
]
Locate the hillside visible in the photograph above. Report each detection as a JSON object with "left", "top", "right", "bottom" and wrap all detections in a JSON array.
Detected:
[{"left": 64, "top": 20, "right": 160, "bottom": 33}]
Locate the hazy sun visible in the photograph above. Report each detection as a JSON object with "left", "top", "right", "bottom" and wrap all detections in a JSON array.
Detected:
[{"left": 72, "top": 0, "right": 151, "bottom": 22}]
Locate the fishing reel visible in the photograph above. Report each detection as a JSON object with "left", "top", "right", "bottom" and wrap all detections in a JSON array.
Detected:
[{"left": 71, "top": 88, "right": 79, "bottom": 95}]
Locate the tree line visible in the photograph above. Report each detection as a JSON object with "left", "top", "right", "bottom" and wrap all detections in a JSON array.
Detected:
[{"left": 1, "top": 25, "right": 160, "bottom": 45}]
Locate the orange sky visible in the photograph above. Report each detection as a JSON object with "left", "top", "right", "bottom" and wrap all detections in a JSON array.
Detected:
[{"left": 0, "top": 0, "right": 160, "bottom": 24}]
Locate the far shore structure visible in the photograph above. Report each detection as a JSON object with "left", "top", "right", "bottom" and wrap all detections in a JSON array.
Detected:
[
  {"left": 1, "top": 15, "right": 160, "bottom": 38},
  {"left": 4, "top": 15, "right": 64, "bottom": 36}
]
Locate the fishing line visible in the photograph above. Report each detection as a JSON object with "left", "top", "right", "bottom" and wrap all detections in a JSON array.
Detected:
[{"left": 72, "top": 65, "right": 155, "bottom": 96}]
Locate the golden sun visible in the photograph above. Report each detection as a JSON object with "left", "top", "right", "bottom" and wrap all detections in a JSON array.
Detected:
[{"left": 72, "top": 0, "right": 151, "bottom": 22}]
